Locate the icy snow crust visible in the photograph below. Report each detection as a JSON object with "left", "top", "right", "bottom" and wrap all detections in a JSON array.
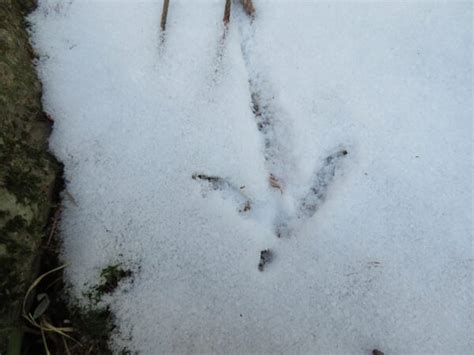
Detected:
[{"left": 30, "top": 0, "right": 472, "bottom": 353}]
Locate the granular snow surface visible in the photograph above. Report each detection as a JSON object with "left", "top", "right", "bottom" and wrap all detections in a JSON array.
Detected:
[{"left": 29, "top": 0, "right": 472, "bottom": 353}]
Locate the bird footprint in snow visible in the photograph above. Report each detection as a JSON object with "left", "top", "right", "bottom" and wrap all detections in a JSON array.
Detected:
[
  {"left": 192, "top": 148, "right": 348, "bottom": 238},
  {"left": 192, "top": 0, "right": 349, "bottom": 270}
]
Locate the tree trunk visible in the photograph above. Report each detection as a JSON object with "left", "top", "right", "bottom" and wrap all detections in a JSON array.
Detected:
[{"left": 0, "top": 0, "right": 61, "bottom": 352}]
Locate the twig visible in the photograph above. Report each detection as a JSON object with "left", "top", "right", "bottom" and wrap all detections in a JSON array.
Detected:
[
  {"left": 160, "top": 0, "right": 170, "bottom": 32},
  {"left": 240, "top": 0, "right": 255, "bottom": 16},
  {"left": 223, "top": 0, "right": 231, "bottom": 25}
]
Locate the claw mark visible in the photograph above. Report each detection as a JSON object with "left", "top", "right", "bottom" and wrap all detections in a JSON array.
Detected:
[
  {"left": 192, "top": 173, "right": 252, "bottom": 215},
  {"left": 299, "top": 150, "right": 348, "bottom": 218},
  {"left": 258, "top": 249, "right": 273, "bottom": 271}
]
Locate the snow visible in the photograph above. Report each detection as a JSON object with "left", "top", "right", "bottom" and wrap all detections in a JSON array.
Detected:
[{"left": 29, "top": 0, "right": 472, "bottom": 353}]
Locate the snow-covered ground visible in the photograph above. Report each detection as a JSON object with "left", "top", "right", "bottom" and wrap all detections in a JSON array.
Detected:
[{"left": 30, "top": 0, "right": 472, "bottom": 353}]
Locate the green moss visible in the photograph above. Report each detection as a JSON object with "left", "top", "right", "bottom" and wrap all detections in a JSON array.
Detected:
[{"left": 86, "top": 264, "right": 133, "bottom": 304}]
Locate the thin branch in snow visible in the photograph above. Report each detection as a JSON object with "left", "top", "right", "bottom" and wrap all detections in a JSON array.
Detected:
[
  {"left": 160, "top": 0, "right": 170, "bottom": 32},
  {"left": 159, "top": 0, "right": 170, "bottom": 45},
  {"left": 223, "top": 0, "right": 231, "bottom": 25}
]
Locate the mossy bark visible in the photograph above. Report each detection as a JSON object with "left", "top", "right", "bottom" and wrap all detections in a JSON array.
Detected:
[{"left": 0, "top": 0, "right": 61, "bottom": 352}]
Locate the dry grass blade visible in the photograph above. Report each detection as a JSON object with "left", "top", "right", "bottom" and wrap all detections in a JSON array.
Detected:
[
  {"left": 22, "top": 264, "right": 68, "bottom": 319},
  {"left": 41, "top": 319, "right": 81, "bottom": 346},
  {"left": 46, "top": 207, "right": 61, "bottom": 246},
  {"left": 41, "top": 319, "right": 75, "bottom": 334},
  {"left": 63, "top": 335, "right": 72, "bottom": 355},
  {"left": 22, "top": 264, "right": 83, "bottom": 351},
  {"left": 40, "top": 325, "right": 51, "bottom": 355}
]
